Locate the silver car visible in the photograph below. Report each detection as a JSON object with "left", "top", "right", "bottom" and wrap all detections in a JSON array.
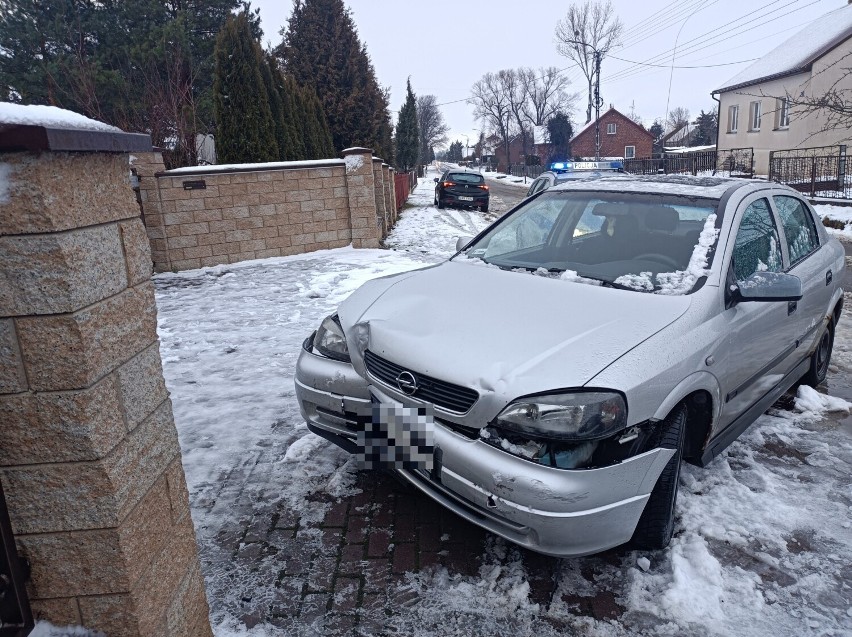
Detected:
[{"left": 294, "top": 175, "right": 844, "bottom": 557}]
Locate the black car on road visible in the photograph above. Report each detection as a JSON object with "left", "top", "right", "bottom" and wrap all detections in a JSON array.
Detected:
[{"left": 434, "top": 170, "right": 489, "bottom": 212}]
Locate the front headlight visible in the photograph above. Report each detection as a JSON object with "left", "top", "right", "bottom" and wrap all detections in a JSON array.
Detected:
[
  {"left": 495, "top": 391, "right": 626, "bottom": 441},
  {"left": 314, "top": 314, "right": 350, "bottom": 362}
]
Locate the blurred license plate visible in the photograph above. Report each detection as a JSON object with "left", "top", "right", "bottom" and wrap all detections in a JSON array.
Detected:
[{"left": 459, "top": 196, "right": 474, "bottom": 201}]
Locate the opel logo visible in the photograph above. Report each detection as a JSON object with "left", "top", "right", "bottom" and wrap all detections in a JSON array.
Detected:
[{"left": 396, "top": 371, "right": 418, "bottom": 395}]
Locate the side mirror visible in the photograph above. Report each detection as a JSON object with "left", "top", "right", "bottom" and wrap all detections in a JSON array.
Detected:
[
  {"left": 456, "top": 236, "right": 472, "bottom": 252},
  {"left": 434, "top": 177, "right": 439, "bottom": 183},
  {"left": 733, "top": 271, "right": 803, "bottom": 303}
]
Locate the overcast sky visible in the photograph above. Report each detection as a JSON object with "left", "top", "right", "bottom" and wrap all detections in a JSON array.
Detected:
[{"left": 252, "top": 0, "right": 847, "bottom": 148}]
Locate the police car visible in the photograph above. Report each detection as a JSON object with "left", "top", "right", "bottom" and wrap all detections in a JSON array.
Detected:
[{"left": 525, "top": 160, "right": 624, "bottom": 198}]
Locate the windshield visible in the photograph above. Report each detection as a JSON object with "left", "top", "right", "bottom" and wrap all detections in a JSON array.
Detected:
[{"left": 456, "top": 190, "right": 721, "bottom": 295}]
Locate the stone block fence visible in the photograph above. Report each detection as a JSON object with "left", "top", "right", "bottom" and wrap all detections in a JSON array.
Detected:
[
  {"left": 1, "top": 120, "right": 212, "bottom": 636},
  {"left": 133, "top": 148, "right": 407, "bottom": 273}
]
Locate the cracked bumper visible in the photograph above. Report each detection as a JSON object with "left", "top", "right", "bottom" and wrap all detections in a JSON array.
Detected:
[{"left": 294, "top": 345, "right": 674, "bottom": 557}]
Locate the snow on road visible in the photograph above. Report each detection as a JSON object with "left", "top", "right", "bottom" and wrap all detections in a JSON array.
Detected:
[{"left": 155, "top": 173, "right": 852, "bottom": 637}]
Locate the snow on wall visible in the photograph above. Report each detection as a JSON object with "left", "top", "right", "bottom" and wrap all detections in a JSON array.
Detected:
[
  {"left": 344, "top": 154, "right": 364, "bottom": 173},
  {"left": 0, "top": 102, "right": 119, "bottom": 132},
  {"left": 164, "top": 158, "right": 344, "bottom": 175}
]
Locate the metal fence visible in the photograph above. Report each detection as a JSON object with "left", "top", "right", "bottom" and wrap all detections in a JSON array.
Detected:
[
  {"left": 394, "top": 170, "right": 417, "bottom": 211},
  {"left": 768, "top": 145, "right": 848, "bottom": 199},
  {"left": 623, "top": 148, "right": 754, "bottom": 178},
  {"left": 507, "top": 164, "right": 546, "bottom": 180}
]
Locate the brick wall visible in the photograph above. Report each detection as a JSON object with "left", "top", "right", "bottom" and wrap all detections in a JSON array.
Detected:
[
  {"left": 572, "top": 109, "right": 654, "bottom": 159},
  {"left": 134, "top": 148, "right": 400, "bottom": 272},
  {"left": 0, "top": 141, "right": 212, "bottom": 637}
]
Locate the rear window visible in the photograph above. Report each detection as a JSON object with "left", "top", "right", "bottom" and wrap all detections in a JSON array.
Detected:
[{"left": 448, "top": 172, "right": 484, "bottom": 184}]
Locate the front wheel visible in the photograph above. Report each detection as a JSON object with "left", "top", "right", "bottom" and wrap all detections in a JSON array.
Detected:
[
  {"left": 801, "top": 319, "right": 834, "bottom": 387},
  {"left": 629, "top": 404, "right": 687, "bottom": 551}
]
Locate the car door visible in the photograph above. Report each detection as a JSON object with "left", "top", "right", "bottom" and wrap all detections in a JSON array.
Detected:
[
  {"left": 716, "top": 194, "right": 800, "bottom": 431},
  {"left": 771, "top": 192, "right": 832, "bottom": 351}
]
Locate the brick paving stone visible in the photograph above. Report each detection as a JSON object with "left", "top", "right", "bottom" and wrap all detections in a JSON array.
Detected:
[
  {"left": 306, "top": 555, "right": 337, "bottom": 592},
  {"left": 323, "top": 499, "right": 350, "bottom": 527},
  {"left": 340, "top": 542, "right": 366, "bottom": 566},
  {"left": 362, "top": 558, "right": 391, "bottom": 593},
  {"left": 392, "top": 543, "right": 416, "bottom": 574},
  {"left": 345, "top": 517, "right": 368, "bottom": 544},
  {"left": 418, "top": 523, "right": 442, "bottom": 549},
  {"left": 331, "top": 576, "right": 362, "bottom": 613},
  {"left": 367, "top": 528, "right": 391, "bottom": 558}
]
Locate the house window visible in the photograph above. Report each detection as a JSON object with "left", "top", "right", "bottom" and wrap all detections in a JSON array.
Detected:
[
  {"left": 749, "top": 101, "right": 761, "bottom": 131},
  {"left": 607, "top": 123, "right": 617, "bottom": 135},
  {"left": 776, "top": 97, "right": 790, "bottom": 129},
  {"left": 728, "top": 105, "right": 738, "bottom": 133},
  {"left": 624, "top": 145, "right": 635, "bottom": 159}
]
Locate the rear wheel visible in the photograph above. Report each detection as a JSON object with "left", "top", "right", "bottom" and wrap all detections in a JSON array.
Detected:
[
  {"left": 801, "top": 319, "right": 834, "bottom": 387},
  {"left": 630, "top": 404, "right": 687, "bottom": 551},
  {"left": 437, "top": 198, "right": 445, "bottom": 209},
  {"left": 481, "top": 204, "right": 489, "bottom": 213}
]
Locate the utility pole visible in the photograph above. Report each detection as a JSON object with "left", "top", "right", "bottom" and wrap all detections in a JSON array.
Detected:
[{"left": 594, "top": 50, "right": 602, "bottom": 161}]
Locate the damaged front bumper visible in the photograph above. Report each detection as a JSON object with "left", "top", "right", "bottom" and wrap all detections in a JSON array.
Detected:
[{"left": 294, "top": 341, "right": 675, "bottom": 557}]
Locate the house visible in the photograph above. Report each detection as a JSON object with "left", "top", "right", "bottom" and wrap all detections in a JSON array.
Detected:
[
  {"left": 714, "top": 4, "right": 852, "bottom": 175},
  {"left": 570, "top": 107, "right": 653, "bottom": 160},
  {"left": 662, "top": 123, "right": 700, "bottom": 148}
]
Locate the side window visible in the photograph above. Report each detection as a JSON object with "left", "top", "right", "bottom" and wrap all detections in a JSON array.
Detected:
[
  {"left": 573, "top": 201, "right": 607, "bottom": 237},
  {"left": 774, "top": 195, "right": 819, "bottom": 264},
  {"left": 732, "top": 198, "right": 782, "bottom": 281}
]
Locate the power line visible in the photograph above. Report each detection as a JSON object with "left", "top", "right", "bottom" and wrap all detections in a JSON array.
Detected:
[
  {"left": 606, "top": 0, "right": 814, "bottom": 83},
  {"left": 608, "top": 54, "right": 758, "bottom": 68}
]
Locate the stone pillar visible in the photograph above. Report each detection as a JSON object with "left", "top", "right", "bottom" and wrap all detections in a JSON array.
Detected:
[
  {"left": 0, "top": 126, "right": 212, "bottom": 637},
  {"left": 342, "top": 147, "right": 381, "bottom": 248},
  {"left": 131, "top": 151, "right": 170, "bottom": 272},
  {"left": 389, "top": 167, "right": 398, "bottom": 224},
  {"left": 371, "top": 157, "right": 387, "bottom": 239},
  {"left": 382, "top": 164, "right": 393, "bottom": 230}
]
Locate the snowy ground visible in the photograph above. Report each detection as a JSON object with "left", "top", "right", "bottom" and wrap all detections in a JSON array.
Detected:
[
  {"left": 815, "top": 203, "right": 852, "bottom": 241},
  {"left": 147, "top": 171, "right": 852, "bottom": 637}
]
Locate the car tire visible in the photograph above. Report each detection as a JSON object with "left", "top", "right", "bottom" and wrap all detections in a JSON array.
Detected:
[
  {"left": 801, "top": 319, "right": 834, "bottom": 387},
  {"left": 437, "top": 198, "right": 445, "bottom": 209},
  {"left": 481, "top": 204, "right": 489, "bottom": 213},
  {"left": 629, "top": 403, "right": 687, "bottom": 551}
]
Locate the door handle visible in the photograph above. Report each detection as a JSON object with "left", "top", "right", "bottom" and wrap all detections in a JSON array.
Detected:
[
  {"left": 826, "top": 270, "right": 833, "bottom": 286},
  {"left": 788, "top": 301, "right": 797, "bottom": 315}
]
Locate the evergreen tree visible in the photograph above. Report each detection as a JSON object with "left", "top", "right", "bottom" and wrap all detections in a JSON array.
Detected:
[
  {"left": 692, "top": 110, "right": 718, "bottom": 147},
  {"left": 298, "top": 84, "right": 335, "bottom": 159},
  {"left": 262, "top": 54, "right": 293, "bottom": 161},
  {"left": 213, "top": 12, "right": 278, "bottom": 163},
  {"left": 0, "top": 0, "right": 253, "bottom": 166},
  {"left": 546, "top": 113, "right": 573, "bottom": 162},
  {"left": 649, "top": 119, "right": 664, "bottom": 153},
  {"left": 394, "top": 79, "right": 420, "bottom": 171},
  {"left": 447, "top": 141, "right": 464, "bottom": 162},
  {"left": 282, "top": 75, "right": 307, "bottom": 161},
  {"left": 278, "top": 0, "right": 394, "bottom": 156}
]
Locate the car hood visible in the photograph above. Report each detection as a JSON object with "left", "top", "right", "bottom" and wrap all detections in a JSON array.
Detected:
[{"left": 338, "top": 260, "right": 691, "bottom": 402}]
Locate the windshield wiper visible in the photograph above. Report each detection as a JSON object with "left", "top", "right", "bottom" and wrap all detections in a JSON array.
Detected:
[{"left": 578, "top": 275, "right": 641, "bottom": 291}]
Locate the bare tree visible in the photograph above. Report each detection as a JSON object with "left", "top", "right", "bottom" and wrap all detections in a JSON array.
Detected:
[
  {"left": 469, "top": 70, "right": 516, "bottom": 170},
  {"left": 555, "top": 0, "right": 623, "bottom": 124},
  {"left": 416, "top": 94, "right": 449, "bottom": 165},
  {"left": 521, "top": 67, "right": 577, "bottom": 127},
  {"left": 665, "top": 106, "right": 690, "bottom": 132}
]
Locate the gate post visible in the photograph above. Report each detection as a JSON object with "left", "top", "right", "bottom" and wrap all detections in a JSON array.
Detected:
[
  {"left": 839, "top": 145, "right": 847, "bottom": 196},
  {"left": 0, "top": 114, "right": 213, "bottom": 636}
]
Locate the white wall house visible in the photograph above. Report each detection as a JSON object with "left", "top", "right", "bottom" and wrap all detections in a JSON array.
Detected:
[{"left": 714, "top": 4, "right": 852, "bottom": 175}]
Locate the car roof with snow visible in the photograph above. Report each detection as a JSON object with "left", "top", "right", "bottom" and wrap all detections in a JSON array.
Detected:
[{"left": 547, "top": 174, "right": 754, "bottom": 199}]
